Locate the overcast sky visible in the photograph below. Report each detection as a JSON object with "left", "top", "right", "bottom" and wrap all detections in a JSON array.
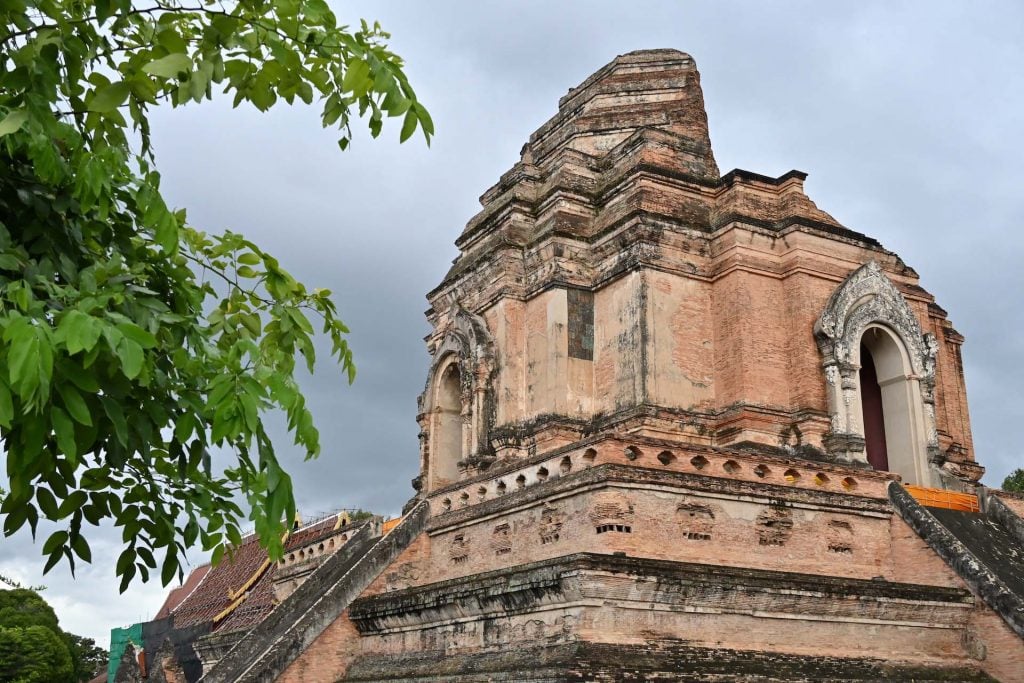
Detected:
[{"left": 2, "top": 0, "right": 1022, "bottom": 648}]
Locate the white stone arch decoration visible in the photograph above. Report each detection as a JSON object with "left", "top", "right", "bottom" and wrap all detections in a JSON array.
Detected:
[
  {"left": 814, "top": 261, "right": 940, "bottom": 485},
  {"left": 418, "top": 305, "right": 497, "bottom": 492}
]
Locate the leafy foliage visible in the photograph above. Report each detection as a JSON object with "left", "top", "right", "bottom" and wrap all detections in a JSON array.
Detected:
[
  {"left": 0, "top": 571, "right": 46, "bottom": 592},
  {"left": 0, "top": 589, "right": 59, "bottom": 632},
  {"left": 64, "top": 633, "right": 107, "bottom": 682},
  {"left": 0, "top": 625, "right": 74, "bottom": 683},
  {"left": 1002, "top": 468, "right": 1024, "bottom": 494},
  {"left": 346, "top": 507, "right": 374, "bottom": 522},
  {"left": 0, "top": 0, "right": 431, "bottom": 589},
  {"left": 0, "top": 589, "right": 103, "bottom": 683}
]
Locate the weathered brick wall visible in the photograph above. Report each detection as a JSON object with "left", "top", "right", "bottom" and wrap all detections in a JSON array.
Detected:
[
  {"left": 373, "top": 478, "right": 961, "bottom": 596},
  {"left": 645, "top": 270, "right": 713, "bottom": 411},
  {"left": 276, "top": 609, "right": 360, "bottom": 683},
  {"left": 419, "top": 48, "right": 980, "bottom": 490},
  {"left": 887, "top": 512, "right": 964, "bottom": 586},
  {"left": 970, "top": 602, "right": 1024, "bottom": 681},
  {"left": 994, "top": 491, "right": 1024, "bottom": 518},
  {"left": 345, "top": 554, "right": 989, "bottom": 679}
]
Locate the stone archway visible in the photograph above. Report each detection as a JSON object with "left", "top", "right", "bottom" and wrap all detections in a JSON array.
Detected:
[
  {"left": 814, "top": 261, "right": 939, "bottom": 486},
  {"left": 857, "top": 324, "right": 932, "bottom": 484},
  {"left": 418, "top": 305, "right": 497, "bottom": 492}
]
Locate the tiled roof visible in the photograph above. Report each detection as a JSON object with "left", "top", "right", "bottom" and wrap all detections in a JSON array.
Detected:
[
  {"left": 218, "top": 515, "right": 361, "bottom": 632},
  {"left": 155, "top": 564, "right": 210, "bottom": 619},
  {"left": 170, "top": 533, "right": 267, "bottom": 628},
  {"left": 214, "top": 555, "right": 277, "bottom": 633},
  {"left": 163, "top": 512, "right": 358, "bottom": 632}
]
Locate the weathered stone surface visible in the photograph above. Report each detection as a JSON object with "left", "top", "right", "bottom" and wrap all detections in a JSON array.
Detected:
[
  {"left": 890, "top": 482, "right": 1024, "bottom": 638},
  {"left": 343, "top": 642, "right": 997, "bottom": 682},
  {"left": 132, "top": 49, "right": 1023, "bottom": 683},
  {"left": 417, "top": 50, "right": 980, "bottom": 503}
]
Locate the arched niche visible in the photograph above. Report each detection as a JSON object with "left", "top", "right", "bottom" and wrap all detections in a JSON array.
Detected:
[
  {"left": 432, "top": 358, "right": 464, "bottom": 487},
  {"left": 814, "top": 261, "right": 939, "bottom": 486},
  {"left": 858, "top": 325, "right": 932, "bottom": 485},
  {"left": 418, "top": 305, "right": 497, "bottom": 492}
]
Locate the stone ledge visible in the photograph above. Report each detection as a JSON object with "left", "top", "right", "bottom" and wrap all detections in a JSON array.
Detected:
[
  {"left": 341, "top": 641, "right": 995, "bottom": 682},
  {"left": 428, "top": 463, "right": 890, "bottom": 533},
  {"left": 985, "top": 492, "right": 1024, "bottom": 548},
  {"left": 349, "top": 552, "right": 971, "bottom": 633}
]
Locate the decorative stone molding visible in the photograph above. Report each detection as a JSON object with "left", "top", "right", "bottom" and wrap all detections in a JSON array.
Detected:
[
  {"left": 814, "top": 261, "right": 940, "bottom": 482},
  {"left": 419, "top": 305, "right": 498, "bottom": 491}
]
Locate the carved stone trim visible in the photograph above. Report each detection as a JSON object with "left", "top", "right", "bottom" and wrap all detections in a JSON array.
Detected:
[
  {"left": 419, "top": 305, "right": 498, "bottom": 492},
  {"left": 814, "top": 261, "right": 940, "bottom": 479}
]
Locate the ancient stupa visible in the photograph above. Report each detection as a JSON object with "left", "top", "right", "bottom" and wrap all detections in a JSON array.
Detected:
[{"left": 120, "top": 50, "right": 1024, "bottom": 683}]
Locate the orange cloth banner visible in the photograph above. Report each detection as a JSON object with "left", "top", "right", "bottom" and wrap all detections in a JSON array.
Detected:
[{"left": 904, "top": 485, "right": 980, "bottom": 512}]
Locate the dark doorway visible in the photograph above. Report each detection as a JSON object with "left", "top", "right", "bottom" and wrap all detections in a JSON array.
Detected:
[{"left": 859, "top": 343, "right": 889, "bottom": 471}]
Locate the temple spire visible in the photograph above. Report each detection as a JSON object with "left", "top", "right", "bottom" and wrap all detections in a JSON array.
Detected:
[{"left": 524, "top": 49, "right": 719, "bottom": 178}]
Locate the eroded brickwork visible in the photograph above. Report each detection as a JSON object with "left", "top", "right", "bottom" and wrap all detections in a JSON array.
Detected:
[
  {"left": 190, "top": 49, "right": 1021, "bottom": 682},
  {"left": 417, "top": 49, "right": 980, "bottom": 493}
]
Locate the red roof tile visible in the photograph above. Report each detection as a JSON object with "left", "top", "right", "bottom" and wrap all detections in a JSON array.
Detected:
[
  {"left": 165, "top": 512, "right": 360, "bottom": 632},
  {"left": 155, "top": 564, "right": 210, "bottom": 619},
  {"left": 169, "top": 533, "right": 267, "bottom": 628}
]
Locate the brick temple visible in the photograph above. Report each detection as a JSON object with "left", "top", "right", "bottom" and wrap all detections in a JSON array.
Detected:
[{"left": 116, "top": 49, "right": 1024, "bottom": 682}]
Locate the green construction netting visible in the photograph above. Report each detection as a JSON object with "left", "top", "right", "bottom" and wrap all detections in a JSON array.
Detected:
[{"left": 107, "top": 622, "right": 143, "bottom": 683}]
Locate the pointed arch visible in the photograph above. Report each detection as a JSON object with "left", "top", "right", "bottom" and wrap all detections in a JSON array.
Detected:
[{"left": 814, "top": 261, "right": 939, "bottom": 485}]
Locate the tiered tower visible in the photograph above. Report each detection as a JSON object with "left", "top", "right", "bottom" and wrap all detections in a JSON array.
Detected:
[
  {"left": 413, "top": 50, "right": 980, "bottom": 498},
  {"left": 194, "top": 50, "right": 1024, "bottom": 683}
]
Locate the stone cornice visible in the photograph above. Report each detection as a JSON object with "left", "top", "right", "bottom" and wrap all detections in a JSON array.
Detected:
[
  {"left": 427, "top": 463, "right": 892, "bottom": 533},
  {"left": 348, "top": 551, "right": 971, "bottom": 635}
]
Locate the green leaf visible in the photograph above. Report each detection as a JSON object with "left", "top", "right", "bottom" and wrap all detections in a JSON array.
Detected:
[
  {"left": 240, "top": 312, "right": 261, "bottom": 336},
  {"left": 116, "top": 548, "right": 135, "bottom": 576},
  {"left": 6, "top": 319, "right": 51, "bottom": 401},
  {"left": 6, "top": 319, "right": 36, "bottom": 388},
  {"left": 43, "top": 549, "right": 64, "bottom": 575},
  {"left": 161, "top": 552, "right": 178, "bottom": 585},
  {"left": 101, "top": 397, "right": 129, "bottom": 446},
  {"left": 51, "top": 406, "right": 78, "bottom": 460},
  {"left": 36, "top": 487, "right": 59, "bottom": 519},
  {"left": 90, "top": 81, "right": 131, "bottom": 112},
  {"left": 143, "top": 53, "right": 193, "bottom": 79},
  {"left": 57, "top": 383, "right": 92, "bottom": 426},
  {"left": 58, "top": 310, "right": 102, "bottom": 355},
  {"left": 116, "top": 322, "right": 157, "bottom": 349},
  {"left": 118, "top": 564, "right": 136, "bottom": 594},
  {"left": 0, "top": 109, "right": 28, "bottom": 136},
  {"left": 43, "top": 530, "right": 68, "bottom": 555},
  {"left": 116, "top": 338, "right": 144, "bottom": 379},
  {"left": 0, "top": 380, "right": 12, "bottom": 428},
  {"left": 72, "top": 534, "right": 92, "bottom": 562},
  {"left": 57, "top": 491, "right": 87, "bottom": 519},
  {"left": 399, "top": 109, "right": 417, "bottom": 143},
  {"left": 137, "top": 546, "right": 156, "bottom": 568},
  {"left": 341, "top": 58, "right": 370, "bottom": 94},
  {"left": 237, "top": 252, "right": 261, "bottom": 265},
  {"left": 414, "top": 102, "right": 435, "bottom": 138}
]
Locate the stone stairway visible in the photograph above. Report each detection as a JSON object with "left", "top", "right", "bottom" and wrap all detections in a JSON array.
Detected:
[
  {"left": 199, "top": 500, "right": 430, "bottom": 683},
  {"left": 890, "top": 482, "right": 1024, "bottom": 639}
]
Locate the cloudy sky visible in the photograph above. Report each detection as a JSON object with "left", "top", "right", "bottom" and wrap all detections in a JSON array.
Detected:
[{"left": 2, "top": 0, "right": 1022, "bottom": 647}]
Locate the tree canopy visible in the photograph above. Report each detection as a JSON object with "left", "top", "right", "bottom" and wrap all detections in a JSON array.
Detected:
[
  {"left": 0, "top": 588, "right": 105, "bottom": 682},
  {"left": 0, "top": 0, "right": 431, "bottom": 590},
  {"left": 1002, "top": 468, "right": 1024, "bottom": 495}
]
